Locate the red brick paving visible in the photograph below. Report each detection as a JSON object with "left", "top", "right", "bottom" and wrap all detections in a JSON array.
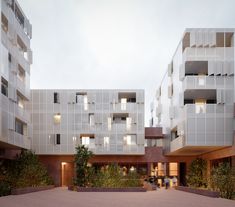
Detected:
[{"left": 0, "top": 187, "right": 234, "bottom": 207}]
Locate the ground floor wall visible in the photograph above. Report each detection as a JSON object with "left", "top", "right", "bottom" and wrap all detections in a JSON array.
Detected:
[
  {"left": 38, "top": 147, "right": 195, "bottom": 186},
  {"left": 38, "top": 146, "right": 235, "bottom": 187}
]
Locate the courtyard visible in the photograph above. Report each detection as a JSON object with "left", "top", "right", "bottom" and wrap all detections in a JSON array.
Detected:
[{"left": 0, "top": 187, "right": 234, "bottom": 207}]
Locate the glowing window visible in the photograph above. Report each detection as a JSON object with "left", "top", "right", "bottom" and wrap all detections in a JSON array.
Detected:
[
  {"left": 104, "top": 137, "right": 110, "bottom": 146},
  {"left": 108, "top": 117, "right": 112, "bottom": 131},
  {"left": 121, "top": 98, "right": 127, "bottom": 110},
  {"left": 169, "top": 162, "right": 178, "bottom": 176},
  {"left": 123, "top": 135, "right": 136, "bottom": 145},
  {"left": 195, "top": 99, "right": 206, "bottom": 114},
  {"left": 54, "top": 113, "right": 61, "bottom": 124},
  {"left": 126, "top": 117, "right": 132, "bottom": 130},
  {"left": 81, "top": 136, "right": 90, "bottom": 145}
]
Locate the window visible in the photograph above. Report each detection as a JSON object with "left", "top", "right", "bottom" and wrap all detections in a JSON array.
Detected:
[
  {"left": 108, "top": 117, "right": 112, "bottom": 131},
  {"left": 54, "top": 113, "right": 61, "bottom": 124},
  {"left": 17, "top": 65, "right": 25, "bottom": 82},
  {"left": 126, "top": 117, "right": 132, "bottom": 130},
  {"left": 1, "top": 77, "right": 8, "bottom": 97},
  {"left": 195, "top": 99, "right": 206, "bottom": 114},
  {"left": 76, "top": 92, "right": 88, "bottom": 110},
  {"left": 157, "top": 163, "right": 166, "bottom": 176},
  {"left": 123, "top": 135, "right": 136, "bottom": 145},
  {"left": 198, "top": 76, "right": 205, "bottom": 86},
  {"left": 15, "top": 119, "right": 26, "bottom": 135},
  {"left": 56, "top": 134, "right": 60, "bottom": 145},
  {"left": 17, "top": 93, "right": 24, "bottom": 109},
  {"left": 104, "top": 137, "right": 110, "bottom": 148},
  {"left": 121, "top": 98, "right": 127, "bottom": 110},
  {"left": 8, "top": 53, "right": 12, "bottom": 63},
  {"left": 80, "top": 135, "right": 95, "bottom": 147},
  {"left": 169, "top": 163, "right": 178, "bottom": 176},
  {"left": 1, "top": 13, "right": 8, "bottom": 33},
  {"left": 54, "top": 92, "right": 59, "bottom": 103},
  {"left": 89, "top": 113, "right": 94, "bottom": 126},
  {"left": 112, "top": 113, "right": 128, "bottom": 123}
]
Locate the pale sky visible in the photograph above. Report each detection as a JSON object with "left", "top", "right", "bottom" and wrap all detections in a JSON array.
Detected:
[{"left": 18, "top": 0, "right": 235, "bottom": 126}]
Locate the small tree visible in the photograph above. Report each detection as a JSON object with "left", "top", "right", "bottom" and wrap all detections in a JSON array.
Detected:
[
  {"left": 187, "top": 158, "right": 207, "bottom": 188},
  {"left": 210, "top": 162, "right": 235, "bottom": 199},
  {"left": 74, "top": 145, "right": 93, "bottom": 187}
]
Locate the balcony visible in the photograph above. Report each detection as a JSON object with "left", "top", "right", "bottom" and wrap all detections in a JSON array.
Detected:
[
  {"left": 16, "top": 77, "right": 30, "bottom": 100},
  {"left": 15, "top": 104, "right": 30, "bottom": 123},
  {"left": 8, "top": 130, "right": 31, "bottom": 150},
  {"left": 183, "top": 76, "right": 226, "bottom": 91},
  {"left": 93, "top": 144, "right": 145, "bottom": 155},
  {"left": 183, "top": 47, "right": 234, "bottom": 62}
]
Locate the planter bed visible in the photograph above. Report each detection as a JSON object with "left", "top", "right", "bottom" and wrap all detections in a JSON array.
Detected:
[
  {"left": 68, "top": 186, "right": 146, "bottom": 192},
  {"left": 175, "top": 186, "right": 220, "bottom": 198},
  {"left": 11, "top": 185, "right": 55, "bottom": 195}
]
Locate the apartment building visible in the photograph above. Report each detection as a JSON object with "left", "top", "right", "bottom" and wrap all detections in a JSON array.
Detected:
[
  {"left": 29, "top": 89, "right": 148, "bottom": 185},
  {"left": 152, "top": 28, "right": 235, "bottom": 180},
  {"left": 0, "top": 0, "right": 32, "bottom": 158}
]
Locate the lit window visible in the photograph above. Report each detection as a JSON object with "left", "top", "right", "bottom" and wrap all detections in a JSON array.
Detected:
[
  {"left": 123, "top": 135, "right": 136, "bottom": 145},
  {"left": 17, "top": 94, "right": 24, "bottom": 109},
  {"left": 84, "top": 95, "right": 88, "bottom": 111},
  {"left": 126, "top": 117, "right": 132, "bottom": 130},
  {"left": 198, "top": 76, "right": 205, "bottom": 86},
  {"left": 121, "top": 98, "right": 127, "bottom": 110},
  {"left": 104, "top": 136, "right": 110, "bottom": 147},
  {"left": 89, "top": 113, "right": 94, "bottom": 126},
  {"left": 157, "top": 163, "right": 166, "bottom": 176},
  {"left": 108, "top": 117, "right": 112, "bottom": 131},
  {"left": 169, "top": 162, "right": 178, "bottom": 176},
  {"left": 54, "top": 113, "right": 61, "bottom": 124},
  {"left": 81, "top": 136, "right": 90, "bottom": 145},
  {"left": 195, "top": 99, "right": 206, "bottom": 114}
]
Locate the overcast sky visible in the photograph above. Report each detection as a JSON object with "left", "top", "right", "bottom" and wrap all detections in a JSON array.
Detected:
[{"left": 18, "top": 0, "right": 235, "bottom": 126}]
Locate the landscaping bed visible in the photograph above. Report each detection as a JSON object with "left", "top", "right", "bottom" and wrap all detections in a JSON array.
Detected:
[
  {"left": 175, "top": 186, "right": 219, "bottom": 198},
  {"left": 68, "top": 186, "right": 146, "bottom": 192},
  {"left": 11, "top": 185, "right": 55, "bottom": 195}
]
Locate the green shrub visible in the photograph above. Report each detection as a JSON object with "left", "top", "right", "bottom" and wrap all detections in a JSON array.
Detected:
[
  {"left": 187, "top": 158, "right": 207, "bottom": 188},
  {"left": 123, "top": 171, "right": 141, "bottom": 187},
  {"left": 74, "top": 145, "right": 93, "bottom": 187},
  {"left": 210, "top": 162, "right": 235, "bottom": 199},
  {"left": 92, "top": 164, "right": 141, "bottom": 188},
  {"left": 0, "top": 180, "right": 11, "bottom": 196},
  {"left": 0, "top": 150, "right": 53, "bottom": 196}
]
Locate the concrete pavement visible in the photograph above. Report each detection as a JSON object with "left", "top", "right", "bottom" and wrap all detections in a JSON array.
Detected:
[{"left": 0, "top": 187, "right": 234, "bottom": 207}]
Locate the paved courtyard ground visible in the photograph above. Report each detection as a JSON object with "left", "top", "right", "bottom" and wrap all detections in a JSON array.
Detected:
[{"left": 0, "top": 187, "right": 234, "bottom": 207}]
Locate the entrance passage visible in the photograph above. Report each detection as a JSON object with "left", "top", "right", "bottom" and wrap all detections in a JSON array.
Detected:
[
  {"left": 179, "top": 162, "right": 187, "bottom": 186},
  {"left": 61, "top": 162, "right": 74, "bottom": 186}
]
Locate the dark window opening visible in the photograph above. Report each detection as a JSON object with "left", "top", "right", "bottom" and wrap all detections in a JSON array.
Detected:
[
  {"left": 1, "top": 77, "right": 8, "bottom": 97},
  {"left": 8, "top": 53, "right": 12, "bottom": 62},
  {"left": 118, "top": 92, "right": 136, "bottom": 103},
  {"left": 171, "top": 128, "right": 178, "bottom": 141},
  {"left": 56, "top": 134, "right": 60, "bottom": 145},
  {"left": 76, "top": 92, "right": 87, "bottom": 103},
  {"left": 54, "top": 92, "right": 59, "bottom": 104}
]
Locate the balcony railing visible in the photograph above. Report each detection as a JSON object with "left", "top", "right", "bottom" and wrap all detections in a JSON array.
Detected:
[
  {"left": 16, "top": 77, "right": 30, "bottom": 99},
  {"left": 170, "top": 136, "right": 184, "bottom": 152},
  {"left": 183, "top": 76, "right": 233, "bottom": 91},
  {"left": 8, "top": 130, "right": 31, "bottom": 149},
  {"left": 15, "top": 104, "right": 30, "bottom": 123},
  {"left": 183, "top": 47, "right": 234, "bottom": 62}
]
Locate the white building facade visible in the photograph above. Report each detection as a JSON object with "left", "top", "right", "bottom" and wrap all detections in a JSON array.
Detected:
[
  {"left": 29, "top": 89, "right": 145, "bottom": 155},
  {"left": 0, "top": 0, "right": 32, "bottom": 153},
  {"left": 153, "top": 28, "right": 234, "bottom": 155}
]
